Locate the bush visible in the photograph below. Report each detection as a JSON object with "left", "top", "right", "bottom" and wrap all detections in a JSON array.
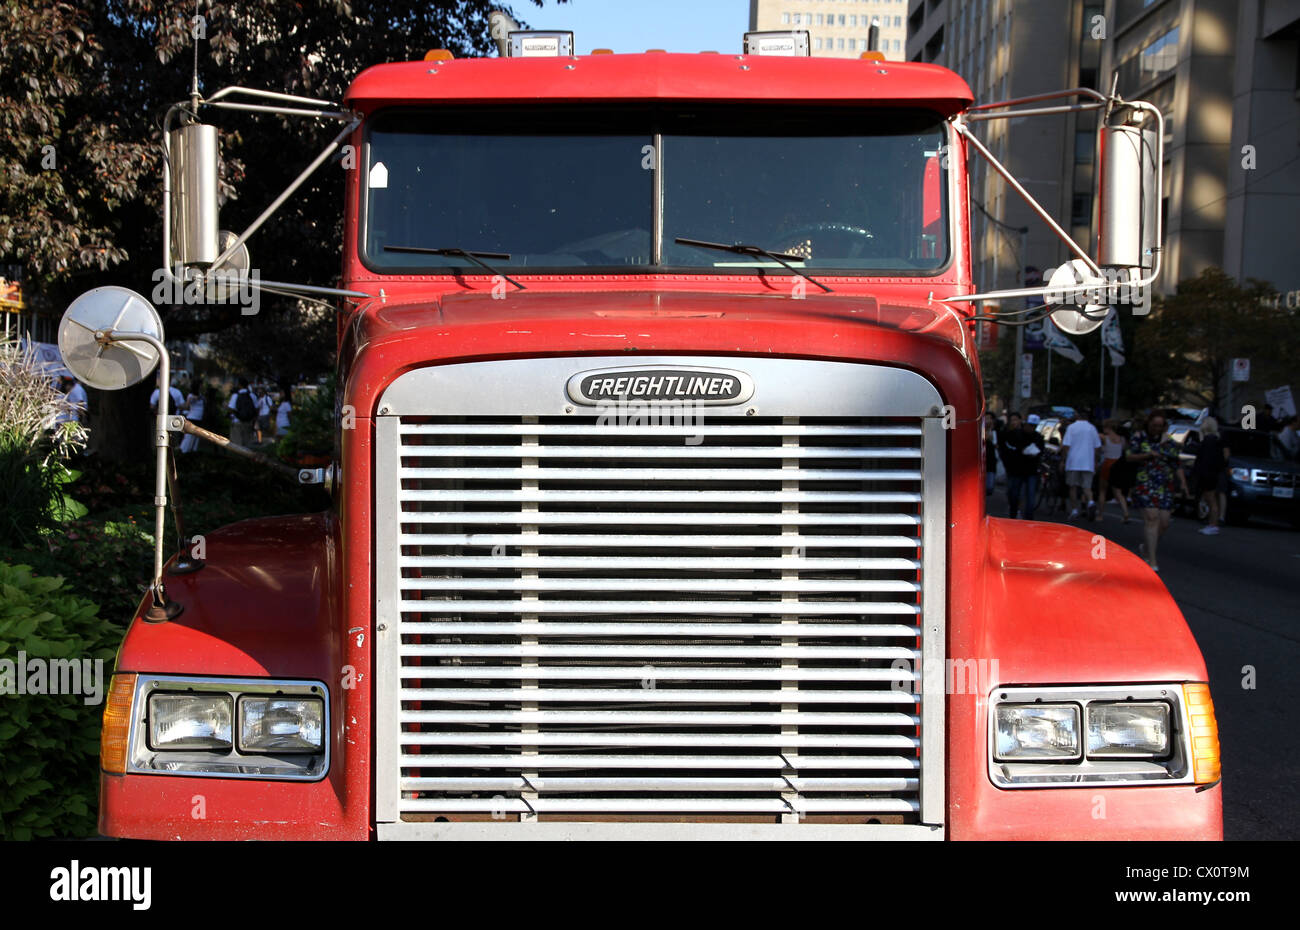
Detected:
[
  {"left": 0, "top": 563, "right": 117, "bottom": 839},
  {"left": 0, "top": 338, "right": 88, "bottom": 546},
  {"left": 275, "top": 379, "right": 335, "bottom": 463}
]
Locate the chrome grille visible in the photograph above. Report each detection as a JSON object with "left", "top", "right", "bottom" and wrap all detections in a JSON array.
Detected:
[{"left": 380, "top": 411, "right": 937, "bottom": 824}]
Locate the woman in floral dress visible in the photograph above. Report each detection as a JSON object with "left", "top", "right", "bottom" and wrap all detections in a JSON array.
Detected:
[{"left": 1128, "top": 411, "right": 1189, "bottom": 572}]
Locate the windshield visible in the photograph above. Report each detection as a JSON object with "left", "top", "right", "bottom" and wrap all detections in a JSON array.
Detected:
[{"left": 363, "top": 106, "right": 950, "bottom": 275}]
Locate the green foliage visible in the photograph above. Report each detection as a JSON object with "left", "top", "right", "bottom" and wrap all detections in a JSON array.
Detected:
[
  {"left": 276, "top": 381, "right": 336, "bottom": 462},
  {"left": 0, "top": 338, "right": 88, "bottom": 545},
  {"left": 1135, "top": 268, "right": 1297, "bottom": 418},
  {"left": 0, "top": 563, "right": 118, "bottom": 839}
]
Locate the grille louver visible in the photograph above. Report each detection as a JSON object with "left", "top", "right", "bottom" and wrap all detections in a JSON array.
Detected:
[{"left": 383, "top": 412, "right": 933, "bottom": 823}]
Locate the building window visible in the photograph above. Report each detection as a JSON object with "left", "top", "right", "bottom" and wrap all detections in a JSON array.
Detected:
[
  {"left": 839, "top": 15, "right": 846, "bottom": 26},
  {"left": 1118, "top": 26, "right": 1180, "bottom": 92},
  {"left": 1071, "top": 193, "right": 1090, "bottom": 226},
  {"left": 816, "top": 14, "right": 823, "bottom": 25},
  {"left": 782, "top": 13, "right": 790, "bottom": 24},
  {"left": 850, "top": 15, "right": 858, "bottom": 26},
  {"left": 1075, "top": 130, "right": 1094, "bottom": 164},
  {"left": 838, "top": 37, "right": 846, "bottom": 49},
  {"left": 815, "top": 37, "right": 823, "bottom": 50}
]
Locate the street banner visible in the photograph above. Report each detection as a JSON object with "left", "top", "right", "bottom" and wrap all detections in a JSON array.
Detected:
[
  {"left": 1023, "top": 319, "right": 1046, "bottom": 350},
  {"left": 1043, "top": 324, "right": 1084, "bottom": 363},
  {"left": 1232, "top": 358, "right": 1251, "bottom": 382},
  {"left": 1266, "top": 385, "right": 1296, "bottom": 418},
  {"left": 1101, "top": 307, "right": 1124, "bottom": 364},
  {"left": 1019, "top": 353, "right": 1032, "bottom": 398}
]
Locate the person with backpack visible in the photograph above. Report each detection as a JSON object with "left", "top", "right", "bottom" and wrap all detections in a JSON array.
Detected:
[{"left": 228, "top": 377, "right": 258, "bottom": 448}]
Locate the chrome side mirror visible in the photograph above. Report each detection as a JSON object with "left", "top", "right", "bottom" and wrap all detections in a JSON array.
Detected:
[
  {"left": 169, "top": 123, "right": 220, "bottom": 267},
  {"left": 1097, "top": 109, "right": 1160, "bottom": 273}
]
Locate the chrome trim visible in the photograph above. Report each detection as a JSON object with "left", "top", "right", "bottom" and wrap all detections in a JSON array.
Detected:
[
  {"left": 919, "top": 417, "right": 947, "bottom": 824},
  {"left": 379, "top": 355, "right": 943, "bottom": 417},
  {"left": 988, "top": 684, "right": 1194, "bottom": 789},
  {"left": 378, "top": 822, "right": 943, "bottom": 840},
  {"left": 126, "top": 675, "right": 329, "bottom": 781}
]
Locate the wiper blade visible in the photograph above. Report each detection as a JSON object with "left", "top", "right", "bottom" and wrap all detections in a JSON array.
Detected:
[
  {"left": 383, "top": 246, "right": 526, "bottom": 290},
  {"left": 674, "top": 237, "right": 832, "bottom": 293}
]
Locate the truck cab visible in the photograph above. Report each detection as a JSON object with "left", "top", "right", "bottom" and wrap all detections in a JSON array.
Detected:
[{"left": 87, "top": 35, "right": 1221, "bottom": 840}]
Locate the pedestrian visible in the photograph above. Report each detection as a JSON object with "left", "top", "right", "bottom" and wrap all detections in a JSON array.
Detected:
[
  {"left": 998, "top": 412, "right": 1042, "bottom": 519},
  {"left": 179, "top": 383, "right": 206, "bottom": 454},
  {"left": 228, "top": 377, "right": 258, "bottom": 448},
  {"left": 1128, "top": 411, "right": 1189, "bottom": 572},
  {"left": 984, "top": 412, "right": 998, "bottom": 496},
  {"left": 60, "top": 375, "right": 88, "bottom": 425},
  {"left": 150, "top": 374, "right": 185, "bottom": 415},
  {"left": 1191, "top": 417, "right": 1228, "bottom": 535},
  {"left": 1277, "top": 415, "right": 1300, "bottom": 461},
  {"left": 253, "top": 384, "right": 273, "bottom": 444},
  {"left": 276, "top": 385, "right": 293, "bottom": 438},
  {"left": 1061, "top": 410, "right": 1102, "bottom": 520},
  {"left": 1097, "top": 419, "right": 1131, "bottom": 523}
]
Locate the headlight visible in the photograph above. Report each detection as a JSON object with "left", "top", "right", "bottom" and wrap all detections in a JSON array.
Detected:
[
  {"left": 994, "top": 704, "right": 1080, "bottom": 761},
  {"left": 239, "top": 696, "right": 324, "bottom": 753},
  {"left": 1230, "top": 467, "right": 1251, "bottom": 481},
  {"left": 149, "top": 692, "right": 233, "bottom": 750},
  {"left": 124, "top": 676, "right": 329, "bottom": 780},
  {"left": 990, "top": 684, "right": 1214, "bottom": 788},
  {"left": 1087, "top": 702, "right": 1170, "bottom": 758}
]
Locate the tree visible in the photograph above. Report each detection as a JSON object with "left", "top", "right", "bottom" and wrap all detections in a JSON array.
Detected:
[
  {"left": 1135, "top": 268, "right": 1296, "bottom": 419},
  {"left": 1, "top": 0, "right": 551, "bottom": 456}
]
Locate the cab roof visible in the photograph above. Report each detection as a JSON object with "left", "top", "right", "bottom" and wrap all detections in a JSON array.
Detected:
[{"left": 344, "top": 52, "right": 974, "bottom": 115}]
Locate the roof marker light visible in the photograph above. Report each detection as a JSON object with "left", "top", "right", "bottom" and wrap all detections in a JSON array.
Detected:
[
  {"left": 743, "top": 30, "right": 811, "bottom": 57},
  {"left": 507, "top": 30, "right": 575, "bottom": 58},
  {"left": 591, "top": 48, "right": 614, "bottom": 55},
  {"left": 859, "top": 51, "right": 887, "bottom": 61},
  {"left": 423, "top": 49, "right": 454, "bottom": 61}
]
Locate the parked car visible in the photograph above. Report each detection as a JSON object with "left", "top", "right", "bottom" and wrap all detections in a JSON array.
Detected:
[{"left": 1216, "top": 427, "right": 1300, "bottom": 526}]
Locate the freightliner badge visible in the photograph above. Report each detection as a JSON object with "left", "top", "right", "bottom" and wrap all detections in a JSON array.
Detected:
[{"left": 567, "top": 366, "right": 754, "bottom": 405}]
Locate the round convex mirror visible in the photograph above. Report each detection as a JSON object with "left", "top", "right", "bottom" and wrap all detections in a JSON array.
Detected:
[{"left": 57, "top": 286, "right": 165, "bottom": 391}]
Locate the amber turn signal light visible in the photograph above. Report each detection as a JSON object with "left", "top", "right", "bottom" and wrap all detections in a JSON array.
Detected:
[
  {"left": 1183, "top": 682, "right": 1220, "bottom": 784},
  {"left": 424, "top": 49, "right": 454, "bottom": 61},
  {"left": 101, "top": 673, "right": 136, "bottom": 774}
]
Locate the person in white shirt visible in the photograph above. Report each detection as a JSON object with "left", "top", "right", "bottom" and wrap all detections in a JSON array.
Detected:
[
  {"left": 1061, "top": 412, "right": 1102, "bottom": 520},
  {"left": 255, "top": 386, "right": 274, "bottom": 444},
  {"left": 60, "top": 376, "right": 88, "bottom": 424},
  {"left": 150, "top": 377, "right": 185, "bottom": 415},
  {"left": 275, "top": 386, "right": 293, "bottom": 438},
  {"left": 179, "top": 386, "right": 206, "bottom": 453}
]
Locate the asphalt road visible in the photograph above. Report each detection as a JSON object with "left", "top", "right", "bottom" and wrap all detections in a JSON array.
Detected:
[{"left": 986, "top": 483, "right": 1300, "bottom": 840}]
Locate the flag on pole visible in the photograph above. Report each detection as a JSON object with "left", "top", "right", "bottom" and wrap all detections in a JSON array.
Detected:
[
  {"left": 1043, "top": 323, "right": 1084, "bottom": 363},
  {"left": 1101, "top": 308, "right": 1125, "bottom": 366}
]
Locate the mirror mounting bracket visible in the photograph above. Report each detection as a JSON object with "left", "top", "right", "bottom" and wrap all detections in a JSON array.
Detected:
[{"left": 945, "top": 89, "right": 1164, "bottom": 308}]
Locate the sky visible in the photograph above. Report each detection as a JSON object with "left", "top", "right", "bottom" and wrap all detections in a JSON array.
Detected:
[{"left": 528, "top": 0, "right": 750, "bottom": 55}]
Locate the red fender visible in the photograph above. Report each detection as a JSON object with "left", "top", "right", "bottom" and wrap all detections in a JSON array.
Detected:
[
  {"left": 99, "top": 513, "right": 371, "bottom": 840},
  {"left": 946, "top": 517, "right": 1222, "bottom": 840}
]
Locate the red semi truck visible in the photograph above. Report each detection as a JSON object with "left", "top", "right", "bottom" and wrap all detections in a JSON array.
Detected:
[{"left": 66, "top": 27, "right": 1221, "bottom": 839}]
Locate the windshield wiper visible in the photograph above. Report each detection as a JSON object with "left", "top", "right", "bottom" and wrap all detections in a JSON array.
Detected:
[
  {"left": 674, "top": 237, "right": 832, "bottom": 293},
  {"left": 383, "top": 246, "right": 526, "bottom": 290}
]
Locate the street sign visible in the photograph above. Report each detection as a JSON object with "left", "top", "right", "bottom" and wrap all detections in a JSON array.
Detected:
[
  {"left": 1020, "top": 353, "right": 1033, "bottom": 398},
  {"left": 1232, "top": 358, "right": 1251, "bottom": 382},
  {"left": 1266, "top": 385, "right": 1296, "bottom": 418}
]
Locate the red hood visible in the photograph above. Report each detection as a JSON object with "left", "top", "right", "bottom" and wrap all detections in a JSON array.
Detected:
[{"left": 342, "top": 289, "right": 979, "bottom": 419}]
